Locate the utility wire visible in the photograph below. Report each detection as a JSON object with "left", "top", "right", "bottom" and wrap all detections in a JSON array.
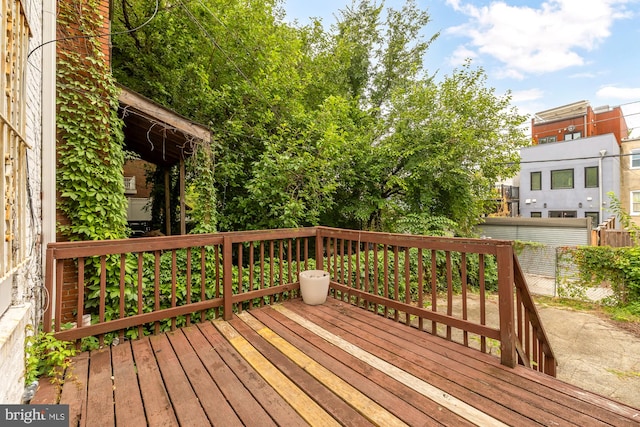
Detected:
[{"left": 27, "top": 0, "right": 160, "bottom": 59}]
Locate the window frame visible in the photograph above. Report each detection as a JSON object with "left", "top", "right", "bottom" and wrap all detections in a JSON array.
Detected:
[
  {"left": 530, "top": 171, "right": 542, "bottom": 191},
  {"left": 585, "top": 212, "right": 599, "bottom": 228},
  {"left": 530, "top": 212, "right": 542, "bottom": 218},
  {"left": 631, "top": 149, "right": 640, "bottom": 169},
  {"left": 564, "top": 132, "right": 581, "bottom": 141},
  {"left": 631, "top": 191, "right": 640, "bottom": 216},
  {"left": 584, "top": 166, "right": 598, "bottom": 188},
  {"left": 538, "top": 136, "right": 557, "bottom": 144},
  {"left": 550, "top": 169, "right": 574, "bottom": 190}
]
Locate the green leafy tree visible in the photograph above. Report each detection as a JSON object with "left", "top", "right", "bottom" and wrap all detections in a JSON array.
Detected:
[{"left": 111, "top": 0, "right": 528, "bottom": 236}]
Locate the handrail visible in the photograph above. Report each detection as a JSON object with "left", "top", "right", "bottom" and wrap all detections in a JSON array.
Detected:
[{"left": 44, "top": 226, "right": 556, "bottom": 375}]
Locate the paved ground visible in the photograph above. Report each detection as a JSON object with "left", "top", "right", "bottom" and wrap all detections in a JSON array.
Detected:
[{"left": 524, "top": 274, "right": 640, "bottom": 409}]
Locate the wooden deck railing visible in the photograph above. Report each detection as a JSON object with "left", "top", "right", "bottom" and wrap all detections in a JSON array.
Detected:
[{"left": 44, "top": 226, "right": 556, "bottom": 376}]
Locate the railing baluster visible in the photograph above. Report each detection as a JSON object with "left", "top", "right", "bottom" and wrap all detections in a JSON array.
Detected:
[
  {"left": 347, "top": 239, "right": 353, "bottom": 303},
  {"left": 200, "top": 247, "right": 206, "bottom": 321},
  {"left": 223, "top": 236, "right": 233, "bottom": 320},
  {"left": 373, "top": 244, "right": 379, "bottom": 314},
  {"left": 446, "top": 251, "right": 452, "bottom": 340},
  {"left": 154, "top": 251, "right": 160, "bottom": 334},
  {"left": 430, "top": 250, "right": 437, "bottom": 335},
  {"left": 383, "top": 245, "right": 389, "bottom": 318},
  {"left": 259, "top": 241, "right": 265, "bottom": 306},
  {"left": 279, "top": 240, "right": 285, "bottom": 301},
  {"left": 249, "top": 242, "right": 255, "bottom": 309},
  {"left": 119, "top": 253, "right": 126, "bottom": 339},
  {"left": 287, "top": 238, "right": 293, "bottom": 285},
  {"left": 99, "top": 255, "right": 107, "bottom": 345},
  {"left": 76, "top": 257, "right": 85, "bottom": 333},
  {"left": 186, "top": 248, "right": 192, "bottom": 326},
  {"left": 364, "top": 243, "right": 370, "bottom": 310},
  {"left": 461, "top": 253, "right": 468, "bottom": 346},
  {"left": 137, "top": 252, "right": 143, "bottom": 338},
  {"left": 404, "top": 247, "right": 410, "bottom": 326},
  {"left": 356, "top": 240, "right": 361, "bottom": 307},
  {"left": 479, "top": 253, "right": 486, "bottom": 353},
  {"left": 238, "top": 243, "right": 243, "bottom": 313},
  {"left": 171, "top": 250, "right": 177, "bottom": 330},
  {"left": 269, "top": 241, "right": 275, "bottom": 304},
  {"left": 417, "top": 248, "right": 424, "bottom": 331}
]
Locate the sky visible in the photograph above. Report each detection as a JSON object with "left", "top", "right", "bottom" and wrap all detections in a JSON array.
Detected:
[{"left": 282, "top": 0, "right": 640, "bottom": 137}]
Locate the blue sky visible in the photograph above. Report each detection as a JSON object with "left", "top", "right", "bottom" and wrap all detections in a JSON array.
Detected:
[{"left": 282, "top": 0, "right": 640, "bottom": 137}]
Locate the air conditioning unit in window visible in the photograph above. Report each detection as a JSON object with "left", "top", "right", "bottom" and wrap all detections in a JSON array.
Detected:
[{"left": 124, "top": 176, "right": 137, "bottom": 194}]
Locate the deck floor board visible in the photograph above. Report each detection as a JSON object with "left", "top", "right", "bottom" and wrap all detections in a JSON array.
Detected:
[{"left": 33, "top": 298, "right": 640, "bottom": 426}]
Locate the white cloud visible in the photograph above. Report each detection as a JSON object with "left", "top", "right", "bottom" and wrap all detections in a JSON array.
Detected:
[
  {"left": 511, "top": 89, "right": 544, "bottom": 103},
  {"left": 596, "top": 86, "right": 640, "bottom": 100},
  {"left": 448, "top": 46, "right": 477, "bottom": 66},
  {"left": 569, "top": 72, "right": 597, "bottom": 79},
  {"left": 445, "top": 0, "right": 632, "bottom": 77}
]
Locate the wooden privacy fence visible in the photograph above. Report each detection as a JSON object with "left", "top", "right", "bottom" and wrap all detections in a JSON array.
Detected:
[
  {"left": 591, "top": 216, "right": 638, "bottom": 247},
  {"left": 44, "top": 226, "right": 556, "bottom": 376}
]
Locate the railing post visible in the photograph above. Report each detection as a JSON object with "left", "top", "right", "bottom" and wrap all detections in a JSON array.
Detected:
[
  {"left": 223, "top": 236, "right": 233, "bottom": 320},
  {"left": 316, "top": 229, "right": 324, "bottom": 272},
  {"left": 497, "top": 244, "right": 517, "bottom": 368}
]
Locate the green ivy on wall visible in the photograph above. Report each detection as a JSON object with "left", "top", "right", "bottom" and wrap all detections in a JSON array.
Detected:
[{"left": 56, "top": 0, "right": 128, "bottom": 241}]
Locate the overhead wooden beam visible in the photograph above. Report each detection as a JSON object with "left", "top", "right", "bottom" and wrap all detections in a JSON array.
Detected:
[{"left": 118, "top": 86, "right": 211, "bottom": 143}]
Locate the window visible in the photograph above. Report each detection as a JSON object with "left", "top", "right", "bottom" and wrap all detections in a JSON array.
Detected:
[
  {"left": 549, "top": 211, "right": 577, "bottom": 218},
  {"left": 538, "top": 136, "right": 557, "bottom": 144},
  {"left": 531, "top": 212, "right": 542, "bottom": 218},
  {"left": 631, "top": 150, "right": 640, "bottom": 169},
  {"left": 585, "top": 212, "right": 599, "bottom": 228},
  {"left": 631, "top": 191, "right": 640, "bottom": 215},
  {"left": 564, "top": 132, "right": 581, "bottom": 141},
  {"left": 1, "top": 0, "right": 30, "bottom": 316},
  {"left": 551, "top": 169, "right": 574, "bottom": 189},
  {"left": 584, "top": 166, "right": 598, "bottom": 188},
  {"left": 530, "top": 171, "right": 542, "bottom": 190}
]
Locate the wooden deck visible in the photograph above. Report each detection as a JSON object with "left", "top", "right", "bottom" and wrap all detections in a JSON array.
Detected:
[{"left": 33, "top": 298, "right": 640, "bottom": 426}]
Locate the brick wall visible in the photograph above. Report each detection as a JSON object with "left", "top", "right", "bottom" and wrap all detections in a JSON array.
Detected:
[{"left": 124, "top": 159, "right": 155, "bottom": 199}]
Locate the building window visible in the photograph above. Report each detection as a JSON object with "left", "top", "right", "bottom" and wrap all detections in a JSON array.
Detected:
[
  {"left": 531, "top": 212, "right": 542, "bottom": 218},
  {"left": 584, "top": 166, "right": 598, "bottom": 188},
  {"left": 551, "top": 169, "right": 574, "bottom": 189},
  {"left": 530, "top": 171, "right": 542, "bottom": 190},
  {"left": 564, "top": 132, "right": 581, "bottom": 141},
  {"left": 1, "top": 0, "right": 30, "bottom": 315},
  {"left": 538, "top": 136, "right": 557, "bottom": 144},
  {"left": 549, "top": 211, "right": 577, "bottom": 218},
  {"left": 631, "top": 150, "right": 640, "bottom": 169},
  {"left": 585, "top": 212, "right": 599, "bottom": 228},
  {"left": 631, "top": 191, "right": 640, "bottom": 215}
]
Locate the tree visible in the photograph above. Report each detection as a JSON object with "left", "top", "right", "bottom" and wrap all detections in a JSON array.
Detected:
[{"left": 111, "top": 0, "right": 528, "bottom": 236}]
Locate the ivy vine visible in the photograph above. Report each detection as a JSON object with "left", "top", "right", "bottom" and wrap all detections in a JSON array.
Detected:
[{"left": 57, "top": 0, "right": 128, "bottom": 241}]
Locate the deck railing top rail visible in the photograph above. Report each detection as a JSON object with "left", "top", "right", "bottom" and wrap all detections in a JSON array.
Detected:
[{"left": 44, "top": 226, "right": 556, "bottom": 376}]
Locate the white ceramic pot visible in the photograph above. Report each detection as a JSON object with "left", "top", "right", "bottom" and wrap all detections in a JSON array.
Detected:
[{"left": 299, "top": 270, "right": 330, "bottom": 305}]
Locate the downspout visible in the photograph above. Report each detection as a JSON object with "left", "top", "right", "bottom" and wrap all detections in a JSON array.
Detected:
[
  {"left": 599, "top": 150, "right": 607, "bottom": 223},
  {"left": 42, "top": 1, "right": 56, "bottom": 323}
]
